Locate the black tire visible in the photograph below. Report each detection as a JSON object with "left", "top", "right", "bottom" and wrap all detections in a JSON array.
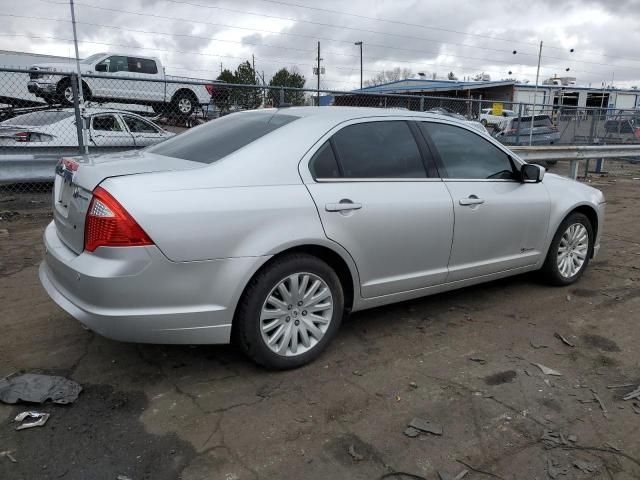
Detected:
[
  {"left": 56, "top": 79, "right": 90, "bottom": 106},
  {"left": 480, "top": 119, "right": 488, "bottom": 126},
  {"left": 152, "top": 103, "right": 168, "bottom": 115},
  {"left": 41, "top": 94, "right": 56, "bottom": 106},
  {"left": 234, "top": 253, "right": 344, "bottom": 370},
  {"left": 171, "top": 91, "right": 197, "bottom": 118},
  {"left": 540, "top": 212, "right": 593, "bottom": 286}
]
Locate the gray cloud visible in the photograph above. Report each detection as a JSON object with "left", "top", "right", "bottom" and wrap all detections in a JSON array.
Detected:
[{"left": 1, "top": 0, "right": 640, "bottom": 89}]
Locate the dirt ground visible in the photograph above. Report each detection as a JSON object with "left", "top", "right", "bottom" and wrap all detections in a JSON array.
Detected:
[{"left": 0, "top": 162, "right": 639, "bottom": 480}]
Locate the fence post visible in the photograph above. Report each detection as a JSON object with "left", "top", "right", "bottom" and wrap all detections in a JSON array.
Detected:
[
  {"left": 70, "top": 74, "right": 86, "bottom": 155},
  {"left": 515, "top": 103, "right": 522, "bottom": 146},
  {"left": 279, "top": 87, "right": 284, "bottom": 106},
  {"left": 420, "top": 97, "right": 424, "bottom": 112}
]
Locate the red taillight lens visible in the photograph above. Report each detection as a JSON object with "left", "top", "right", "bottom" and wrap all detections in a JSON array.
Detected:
[
  {"left": 205, "top": 84, "right": 214, "bottom": 95},
  {"left": 14, "top": 132, "right": 30, "bottom": 142},
  {"left": 84, "top": 186, "right": 153, "bottom": 252}
]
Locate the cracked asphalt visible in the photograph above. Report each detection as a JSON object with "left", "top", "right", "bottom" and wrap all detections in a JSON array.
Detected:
[{"left": 1, "top": 162, "right": 639, "bottom": 480}]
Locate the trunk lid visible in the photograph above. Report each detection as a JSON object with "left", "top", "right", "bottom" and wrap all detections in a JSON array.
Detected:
[{"left": 53, "top": 149, "right": 202, "bottom": 254}]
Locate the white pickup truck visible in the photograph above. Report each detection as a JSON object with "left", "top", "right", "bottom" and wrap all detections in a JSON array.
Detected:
[{"left": 27, "top": 53, "right": 219, "bottom": 116}]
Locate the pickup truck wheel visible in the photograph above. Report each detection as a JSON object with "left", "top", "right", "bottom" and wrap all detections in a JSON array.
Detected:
[
  {"left": 56, "top": 79, "right": 90, "bottom": 106},
  {"left": 172, "top": 92, "right": 196, "bottom": 117}
]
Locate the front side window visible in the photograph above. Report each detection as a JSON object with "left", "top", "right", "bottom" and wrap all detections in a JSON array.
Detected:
[
  {"left": 148, "top": 111, "right": 299, "bottom": 164},
  {"left": 96, "top": 56, "right": 128, "bottom": 73},
  {"left": 92, "top": 115, "right": 123, "bottom": 132},
  {"left": 419, "top": 122, "right": 516, "bottom": 180},
  {"left": 122, "top": 115, "right": 158, "bottom": 133},
  {"left": 331, "top": 121, "right": 425, "bottom": 178}
]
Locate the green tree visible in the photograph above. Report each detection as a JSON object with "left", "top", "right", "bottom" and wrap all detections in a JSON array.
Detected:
[
  {"left": 268, "top": 67, "right": 306, "bottom": 106},
  {"left": 213, "top": 68, "right": 235, "bottom": 114},
  {"left": 233, "top": 61, "right": 261, "bottom": 110}
]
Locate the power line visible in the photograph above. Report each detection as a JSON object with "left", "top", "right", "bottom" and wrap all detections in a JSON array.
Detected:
[{"left": 28, "top": 2, "right": 620, "bottom": 78}]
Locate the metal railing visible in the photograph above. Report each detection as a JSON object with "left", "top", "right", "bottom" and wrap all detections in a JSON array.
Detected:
[{"left": 2, "top": 65, "right": 640, "bottom": 193}]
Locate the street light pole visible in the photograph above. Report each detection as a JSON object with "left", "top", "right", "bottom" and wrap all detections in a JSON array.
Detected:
[
  {"left": 529, "top": 40, "right": 543, "bottom": 146},
  {"left": 355, "top": 41, "right": 363, "bottom": 89}
]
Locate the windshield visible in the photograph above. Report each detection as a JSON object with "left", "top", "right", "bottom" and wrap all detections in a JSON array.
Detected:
[
  {"left": 81, "top": 53, "right": 106, "bottom": 64},
  {"left": 2, "top": 111, "right": 74, "bottom": 126},
  {"left": 148, "top": 111, "right": 300, "bottom": 164}
]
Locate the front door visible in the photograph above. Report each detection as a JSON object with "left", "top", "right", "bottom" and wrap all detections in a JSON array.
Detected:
[
  {"left": 418, "top": 121, "right": 550, "bottom": 282},
  {"left": 304, "top": 120, "right": 455, "bottom": 298},
  {"left": 89, "top": 114, "right": 134, "bottom": 147},
  {"left": 121, "top": 114, "right": 166, "bottom": 147}
]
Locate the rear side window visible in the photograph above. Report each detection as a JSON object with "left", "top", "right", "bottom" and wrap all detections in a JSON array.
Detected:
[
  {"left": 331, "top": 121, "right": 425, "bottom": 178},
  {"left": 420, "top": 122, "right": 515, "bottom": 180},
  {"left": 310, "top": 142, "right": 341, "bottom": 179},
  {"left": 128, "top": 57, "right": 158, "bottom": 74},
  {"left": 148, "top": 111, "right": 299, "bottom": 164}
]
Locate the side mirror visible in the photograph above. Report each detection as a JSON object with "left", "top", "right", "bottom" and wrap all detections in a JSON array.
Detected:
[
  {"left": 95, "top": 64, "right": 107, "bottom": 72},
  {"left": 521, "top": 163, "right": 545, "bottom": 183}
]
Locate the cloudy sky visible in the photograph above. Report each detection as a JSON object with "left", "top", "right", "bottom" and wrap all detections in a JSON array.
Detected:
[{"left": 2, "top": 0, "right": 640, "bottom": 90}]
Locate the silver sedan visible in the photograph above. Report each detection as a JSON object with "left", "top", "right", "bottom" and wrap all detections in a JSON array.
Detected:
[{"left": 39, "top": 107, "right": 605, "bottom": 369}]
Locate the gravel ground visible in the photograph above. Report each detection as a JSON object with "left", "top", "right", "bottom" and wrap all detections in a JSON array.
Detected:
[{"left": 0, "top": 162, "right": 639, "bottom": 480}]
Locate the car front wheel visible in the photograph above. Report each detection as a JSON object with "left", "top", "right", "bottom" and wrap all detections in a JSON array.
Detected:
[
  {"left": 234, "top": 253, "right": 344, "bottom": 369},
  {"left": 540, "top": 212, "right": 593, "bottom": 286}
]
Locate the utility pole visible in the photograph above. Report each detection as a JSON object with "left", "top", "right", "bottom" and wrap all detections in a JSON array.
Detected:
[
  {"left": 529, "top": 40, "right": 543, "bottom": 146},
  {"left": 69, "top": 0, "right": 87, "bottom": 153},
  {"left": 220, "top": 62, "right": 223, "bottom": 75},
  {"left": 355, "top": 41, "right": 363, "bottom": 89},
  {"left": 252, "top": 54, "right": 256, "bottom": 84},
  {"left": 316, "top": 41, "right": 321, "bottom": 105}
]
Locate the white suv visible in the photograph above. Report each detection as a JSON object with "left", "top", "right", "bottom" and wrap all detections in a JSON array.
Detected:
[{"left": 479, "top": 108, "right": 517, "bottom": 129}]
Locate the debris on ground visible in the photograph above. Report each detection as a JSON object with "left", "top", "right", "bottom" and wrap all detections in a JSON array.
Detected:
[
  {"left": 622, "top": 385, "right": 640, "bottom": 401},
  {"left": 438, "top": 469, "right": 468, "bottom": 480},
  {"left": 469, "top": 357, "right": 487, "bottom": 364},
  {"left": 408, "top": 382, "right": 418, "bottom": 389},
  {"left": 541, "top": 430, "right": 570, "bottom": 448},
  {"left": 14, "top": 411, "right": 50, "bottom": 430},
  {"left": 591, "top": 389, "right": 608, "bottom": 416},
  {"left": 352, "top": 370, "right": 363, "bottom": 377},
  {"left": 632, "top": 401, "right": 640, "bottom": 415},
  {"left": 531, "top": 363, "right": 563, "bottom": 376},
  {"left": 0, "top": 229, "right": 8, "bottom": 238},
  {"left": 547, "top": 458, "right": 569, "bottom": 479},
  {"left": 0, "top": 373, "right": 82, "bottom": 405},
  {"left": 573, "top": 459, "right": 598, "bottom": 473},
  {"left": 554, "top": 333, "right": 575, "bottom": 347},
  {"left": 406, "top": 417, "right": 443, "bottom": 436},
  {"left": 116, "top": 475, "right": 133, "bottom": 480},
  {"left": 530, "top": 339, "right": 548, "bottom": 349},
  {"left": 403, "top": 426, "right": 421, "bottom": 438},
  {"left": 567, "top": 435, "right": 577, "bottom": 443},
  {"left": 0, "top": 450, "right": 17, "bottom": 463},
  {"left": 607, "top": 383, "right": 635, "bottom": 389},
  {"left": 347, "top": 444, "right": 364, "bottom": 461}
]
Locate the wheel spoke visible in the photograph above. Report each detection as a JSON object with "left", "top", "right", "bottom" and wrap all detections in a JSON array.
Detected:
[
  {"left": 288, "top": 274, "right": 300, "bottom": 302},
  {"left": 267, "top": 295, "right": 288, "bottom": 311},
  {"left": 277, "top": 283, "right": 291, "bottom": 304},
  {"left": 305, "top": 288, "right": 331, "bottom": 308},
  {"left": 301, "top": 317, "right": 324, "bottom": 339},
  {"left": 302, "top": 279, "right": 321, "bottom": 303},
  {"left": 262, "top": 318, "right": 282, "bottom": 332},
  {"left": 298, "top": 323, "right": 311, "bottom": 347},
  {"left": 278, "top": 326, "right": 294, "bottom": 355},
  {"left": 261, "top": 308, "right": 286, "bottom": 320},
  {"left": 268, "top": 324, "right": 286, "bottom": 346}
]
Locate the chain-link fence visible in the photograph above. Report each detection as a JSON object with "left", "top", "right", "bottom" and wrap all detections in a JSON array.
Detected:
[{"left": 2, "top": 65, "right": 639, "bottom": 196}]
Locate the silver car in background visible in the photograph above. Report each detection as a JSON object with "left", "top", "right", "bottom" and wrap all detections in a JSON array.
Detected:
[
  {"left": 0, "top": 108, "right": 173, "bottom": 148},
  {"left": 39, "top": 107, "right": 605, "bottom": 369}
]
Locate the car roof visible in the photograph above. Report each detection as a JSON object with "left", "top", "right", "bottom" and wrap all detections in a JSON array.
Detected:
[
  {"left": 43, "top": 107, "right": 150, "bottom": 116},
  {"left": 240, "top": 106, "right": 476, "bottom": 124}
]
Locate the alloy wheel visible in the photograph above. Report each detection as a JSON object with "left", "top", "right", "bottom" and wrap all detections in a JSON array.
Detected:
[
  {"left": 260, "top": 272, "right": 333, "bottom": 357},
  {"left": 178, "top": 98, "right": 192, "bottom": 113},
  {"left": 557, "top": 223, "right": 589, "bottom": 278}
]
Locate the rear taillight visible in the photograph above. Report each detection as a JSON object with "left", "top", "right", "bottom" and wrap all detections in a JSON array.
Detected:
[
  {"left": 205, "top": 84, "right": 214, "bottom": 95},
  {"left": 84, "top": 186, "right": 153, "bottom": 252},
  {"left": 14, "top": 132, "right": 30, "bottom": 142}
]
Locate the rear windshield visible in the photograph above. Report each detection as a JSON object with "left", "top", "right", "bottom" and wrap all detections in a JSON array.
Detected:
[
  {"left": 3, "top": 111, "right": 74, "bottom": 126},
  {"left": 148, "top": 111, "right": 300, "bottom": 164}
]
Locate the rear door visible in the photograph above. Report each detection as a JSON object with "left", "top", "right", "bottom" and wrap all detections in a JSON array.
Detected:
[
  {"left": 418, "top": 121, "right": 550, "bottom": 282},
  {"left": 303, "top": 119, "right": 454, "bottom": 298},
  {"left": 121, "top": 114, "right": 167, "bottom": 147},
  {"left": 89, "top": 114, "right": 135, "bottom": 147}
]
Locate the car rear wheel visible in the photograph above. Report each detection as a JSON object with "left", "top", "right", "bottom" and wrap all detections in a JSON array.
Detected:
[
  {"left": 540, "top": 212, "right": 593, "bottom": 286},
  {"left": 171, "top": 91, "right": 197, "bottom": 117},
  {"left": 234, "top": 253, "right": 344, "bottom": 369}
]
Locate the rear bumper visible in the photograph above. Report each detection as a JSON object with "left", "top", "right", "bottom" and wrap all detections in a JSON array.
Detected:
[
  {"left": 39, "top": 221, "right": 269, "bottom": 344},
  {"left": 27, "top": 80, "right": 56, "bottom": 95}
]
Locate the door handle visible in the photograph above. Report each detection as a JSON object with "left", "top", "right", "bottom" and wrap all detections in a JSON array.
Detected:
[
  {"left": 325, "top": 200, "right": 362, "bottom": 212},
  {"left": 459, "top": 195, "right": 485, "bottom": 206}
]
